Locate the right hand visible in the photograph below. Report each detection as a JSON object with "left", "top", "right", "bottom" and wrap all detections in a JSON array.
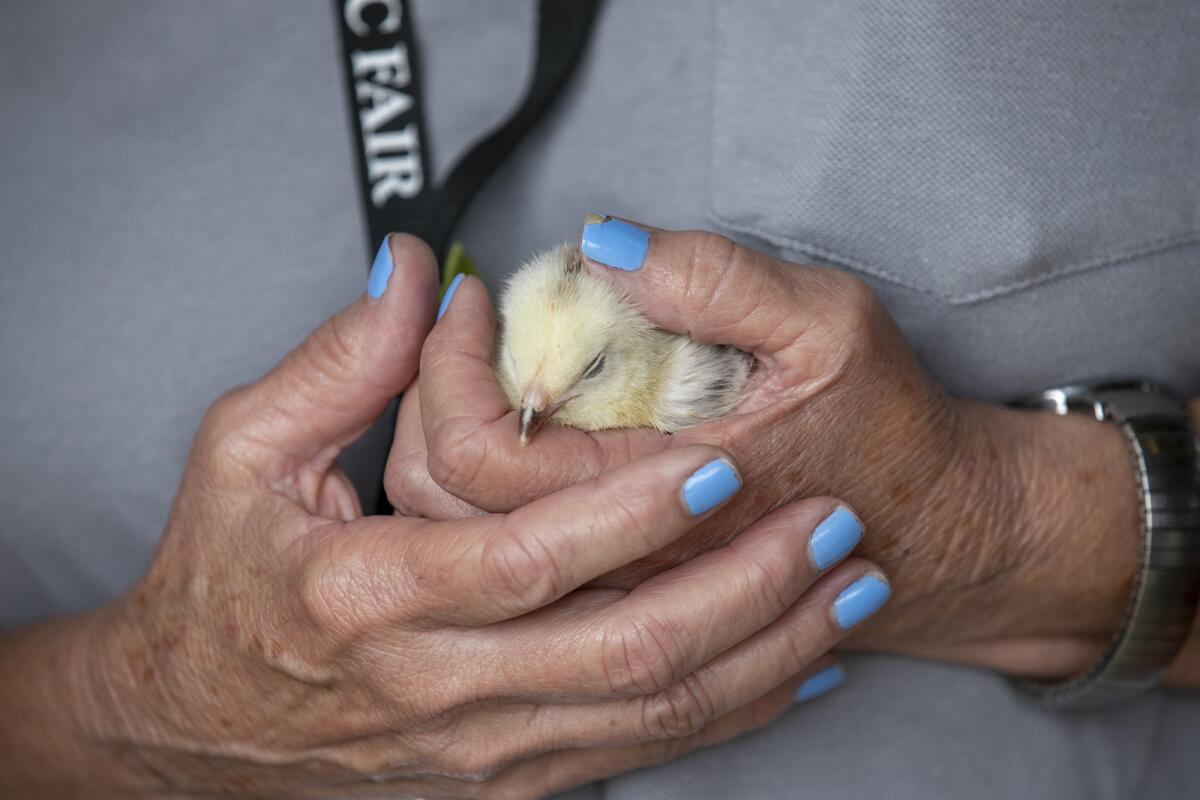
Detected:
[{"left": 65, "top": 235, "right": 885, "bottom": 799}]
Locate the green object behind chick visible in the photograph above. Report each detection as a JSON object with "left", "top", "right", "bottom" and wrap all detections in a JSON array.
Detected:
[{"left": 496, "top": 243, "right": 753, "bottom": 444}]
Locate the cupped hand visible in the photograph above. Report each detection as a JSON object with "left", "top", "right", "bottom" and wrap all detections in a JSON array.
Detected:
[
  {"left": 389, "top": 220, "right": 1139, "bottom": 678},
  {"left": 54, "top": 235, "right": 883, "bottom": 800}
]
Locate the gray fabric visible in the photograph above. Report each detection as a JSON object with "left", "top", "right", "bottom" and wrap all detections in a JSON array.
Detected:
[
  {"left": 711, "top": 0, "right": 1200, "bottom": 304},
  {"left": 1, "top": 0, "right": 375, "bottom": 622},
  {"left": 453, "top": 0, "right": 1200, "bottom": 402},
  {"left": 1, "top": 1, "right": 1198, "bottom": 798}
]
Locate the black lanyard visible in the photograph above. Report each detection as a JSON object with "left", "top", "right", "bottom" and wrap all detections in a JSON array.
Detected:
[
  {"left": 333, "top": 0, "right": 604, "bottom": 512},
  {"left": 333, "top": 0, "right": 604, "bottom": 265}
]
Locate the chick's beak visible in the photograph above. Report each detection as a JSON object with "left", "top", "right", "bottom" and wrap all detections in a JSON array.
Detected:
[
  {"left": 519, "top": 405, "right": 550, "bottom": 445},
  {"left": 519, "top": 383, "right": 559, "bottom": 446}
]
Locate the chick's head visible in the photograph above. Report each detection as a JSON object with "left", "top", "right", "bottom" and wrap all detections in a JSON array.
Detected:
[{"left": 496, "top": 244, "right": 658, "bottom": 443}]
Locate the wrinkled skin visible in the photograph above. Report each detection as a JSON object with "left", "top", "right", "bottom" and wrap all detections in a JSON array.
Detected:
[
  {"left": 0, "top": 234, "right": 885, "bottom": 800},
  {"left": 389, "top": 223, "right": 1143, "bottom": 678}
]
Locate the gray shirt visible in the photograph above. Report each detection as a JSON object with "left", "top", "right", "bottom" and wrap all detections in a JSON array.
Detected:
[{"left": 2, "top": 1, "right": 1198, "bottom": 797}]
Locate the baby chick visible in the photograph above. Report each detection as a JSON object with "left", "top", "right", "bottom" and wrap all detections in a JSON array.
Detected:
[{"left": 495, "top": 243, "right": 752, "bottom": 444}]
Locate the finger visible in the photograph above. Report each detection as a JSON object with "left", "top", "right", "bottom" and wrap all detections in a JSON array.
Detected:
[
  {"left": 473, "top": 656, "right": 840, "bottom": 763},
  {"left": 329, "top": 668, "right": 815, "bottom": 798},
  {"left": 205, "top": 234, "right": 439, "bottom": 477},
  {"left": 384, "top": 379, "right": 484, "bottom": 519},
  {"left": 392, "top": 444, "right": 746, "bottom": 625},
  {"left": 481, "top": 675, "right": 808, "bottom": 800},
  {"left": 489, "top": 560, "right": 881, "bottom": 757},
  {"left": 480, "top": 499, "right": 862, "bottom": 698},
  {"left": 587, "top": 500, "right": 858, "bottom": 694},
  {"left": 420, "top": 274, "right": 664, "bottom": 511},
  {"left": 666, "top": 558, "right": 886, "bottom": 715},
  {"left": 580, "top": 215, "right": 874, "bottom": 370}
]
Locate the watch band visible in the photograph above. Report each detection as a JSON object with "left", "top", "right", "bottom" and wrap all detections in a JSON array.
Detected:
[{"left": 1012, "top": 381, "right": 1200, "bottom": 708}]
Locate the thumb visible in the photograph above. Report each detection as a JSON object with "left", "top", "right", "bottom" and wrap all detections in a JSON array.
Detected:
[
  {"left": 230, "top": 233, "right": 438, "bottom": 478},
  {"left": 578, "top": 215, "right": 866, "bottom": 368}
]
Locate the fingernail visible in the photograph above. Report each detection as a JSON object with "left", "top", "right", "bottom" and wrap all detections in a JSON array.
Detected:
[
  {"left": 438, "top": 273, "right": 465, "bottom": 321},
  {"left": 810, "top": 507, "right": 864, "bottom": 571},
  {"left": 794, "top": 665, "right": 846, "bottom": 703},
  {"left": 367, "top": 236, "right": 394, "bottom": 299},
  {"left": 581, "top": 214, "right": 649, "bottom": 271},
  {"left": 833, "top": 575, "right": 891, "bottom": 630},
  {"left": 682, "top": 458, "right": 741, "bottom": 516}
]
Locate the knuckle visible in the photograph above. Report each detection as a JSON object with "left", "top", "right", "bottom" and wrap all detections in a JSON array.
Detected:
[
  {"left": 201, "top": 385, "right": 250, "bottom": 431},
  {"left": 809, "top": 272, "right": 884, "bottom": 379},
  {"left": 681, "top": 230, "right": 791, "bottom": 345},
  {"left": 297, "top": 540, "right": 374, "bottom": 639},
  {"left": 386, "top": 452, "right": 436, "bottom": 516},
  {"left": 682, "top": 230, "right": 740, "bottom": 313},
  {"left": 591, "top": 490, "right": 656, "bottom": 552},
  {"left": 419, "top": 321, "right": 454, "bottom": 367},
  {"left": 639, "top": 673, "right": 717, "bottom": 740},
  {"left": 426, "top": 420, "right": 490, "bottom": 495},
  {"left": 689, "top": 229, "right": 740, "bottom": 275},
  {"left": 477, "top": 528, "right": 564, "bottom": 609},
  {"left": 300, "top": 313, "right": 360, "bottom": 387},
  {"left": 830, "top": 273, "right": 883, "bottom": 339},
  {"left": 297, "top": 558, "right": 348, "bottom": 636},
  {"left": 194, "top": 386, "right": 255, "bottom": 465},
  {"left": 738, "top": 551, "right": 794, "bottom": 622},
  {"left": 196, "top": 386, "right": 246, "bottom": 443},
  {"left": 781, "top": 598, "right": 834, "bottom": 668},
  {"left": 601, "top": 616, "right": 688, "bottom": 697}
]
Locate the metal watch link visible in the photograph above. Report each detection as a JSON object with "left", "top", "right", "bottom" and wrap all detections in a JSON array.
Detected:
[{"left": 1010, "top": 381, "right": 1200, "bottom": 708}]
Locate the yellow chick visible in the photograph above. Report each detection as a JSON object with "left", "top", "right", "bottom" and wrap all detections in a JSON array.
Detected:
[{"left": 495, "top": 243, "right": 752, "bottom": 444}]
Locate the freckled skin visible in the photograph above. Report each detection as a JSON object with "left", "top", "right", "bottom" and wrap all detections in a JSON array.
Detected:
[{"left": 495, "top": 244, "right": 752, "bottom": 436}]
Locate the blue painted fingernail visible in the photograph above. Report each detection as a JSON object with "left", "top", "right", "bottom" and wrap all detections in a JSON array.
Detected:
[
  {"left": 581, "top": 215, "right": 649, "bottom": 271},
  {"left": 810, "top": 507, "right": 864, "bottom": 571},
  {"left": 682, "top": 459, "right": 741, "bottom": 516},
  {"left": 437, "top": 273, "right": 465, "bottom": 320},
  {"left": 833, "top": 575, "right": 891, "bottom": 630},
  {"left": 794, "top": 665, "right": 846, "bottom": 703},
  {"left": 367, "top": 236, "right": 394, "bottom": 299}
]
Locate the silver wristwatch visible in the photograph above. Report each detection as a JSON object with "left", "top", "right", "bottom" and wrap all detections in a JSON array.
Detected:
[{"left": 1012, "top": 381, "right": 1200, "bottom": 708}]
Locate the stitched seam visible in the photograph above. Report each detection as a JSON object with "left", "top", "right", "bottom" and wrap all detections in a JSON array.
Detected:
[
  {"left": 713, "top": 213, "right": 1200, "bottom": 305},
  {"left": 706, "top": 0, "right": 1200, "bottom": 305}
]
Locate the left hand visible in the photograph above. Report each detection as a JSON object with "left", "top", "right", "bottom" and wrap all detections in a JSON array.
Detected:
[{"left": 389, "top": 220, "right": 1140, "bottom": 678}]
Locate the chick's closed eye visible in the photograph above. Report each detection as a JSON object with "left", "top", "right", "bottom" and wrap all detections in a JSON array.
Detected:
[
  {"left": 494, "top": 242, "right": 752, "bottom": 443},
  {"left": 583, "top": 354, "right": 606, "bottom": 379}
]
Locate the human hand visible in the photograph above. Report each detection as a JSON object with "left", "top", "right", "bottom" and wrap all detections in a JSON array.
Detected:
[
  {"left": 0, "top": 235, "right": 888, "bottom": 799},
  {"left": 390, "top": 219, "right": 1140, "bottom": 679}
]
